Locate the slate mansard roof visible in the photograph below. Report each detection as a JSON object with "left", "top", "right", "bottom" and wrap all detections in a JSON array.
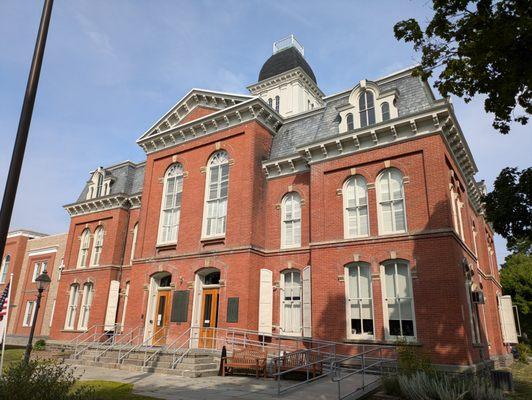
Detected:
[
  {"left": 76, "top": 161, "right": 145, "bottom": 202},
  {"left": 259, "top": 47, "right": 317, "bottom": 84},
  {"left": 269, "top": 71, "right": 435, "bottom": 159}
]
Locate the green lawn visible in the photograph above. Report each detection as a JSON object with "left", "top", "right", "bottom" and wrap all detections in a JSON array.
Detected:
[
  {"left": 0, "top": 347, "right": 24, "bottom": 368},
  {"left": 508, "top": 361, "right": 532, "bottom": 400},
  {"left": 74, "top": 380, "right": 158, "bottom": 400}
]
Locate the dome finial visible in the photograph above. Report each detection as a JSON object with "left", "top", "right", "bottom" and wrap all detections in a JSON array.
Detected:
[{"left": 273, "top": 35, "right": 304, "bottom": 57}]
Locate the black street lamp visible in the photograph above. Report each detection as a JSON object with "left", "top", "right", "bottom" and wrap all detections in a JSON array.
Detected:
[{"left": 23, "top": 270, "right": 51, "bottom": 364}]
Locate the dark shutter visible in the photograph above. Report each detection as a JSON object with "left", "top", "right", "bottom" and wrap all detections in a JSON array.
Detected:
[
  {"left": 226, "top": 297, "right": 239, "bottom": 323},
  {"left": 170, "top": 290, "right": 189, "bottom": 323}
]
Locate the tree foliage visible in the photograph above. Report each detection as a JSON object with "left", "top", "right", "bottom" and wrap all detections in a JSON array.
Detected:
[
  {"left": 483, "top": 167, "right": 532, "bottom": 252},
  {"left": 394, "top": 0, "right": 532, "bottom": 134},
  {"left": 500, "top": 252, "right": 532, "bottom": 341}
]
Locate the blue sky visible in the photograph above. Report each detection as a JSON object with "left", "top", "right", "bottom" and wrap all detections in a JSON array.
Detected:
[{"left": 0, "top": 0, "right": 530, "bottom": 261}]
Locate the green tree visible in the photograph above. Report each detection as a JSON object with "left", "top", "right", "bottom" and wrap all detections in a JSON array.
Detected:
[
  {"left": 500, "top": 252, "right": 532, "bottom": 341},
  {"left": 394, "top": 0, "right": 532, "bottom": 134},
  {"left": 483, "top": 167, "right": 532, "bottom": 253}
]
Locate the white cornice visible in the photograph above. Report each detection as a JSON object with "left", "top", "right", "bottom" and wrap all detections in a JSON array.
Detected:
[
  {"left": 64, "top": 193, "right": 142, "bottom": 217},
  {"left": 136, "top": 98, "right": 284, "bottom": 155},
  {"left": 262, "top": 103, "right": 483, "bottom": 212},
  {"left": 138, "top": 89, "right": 252, "bottom": 142},
  {"left": 247, "top": 67, "right": 325, "bottom": 101}
]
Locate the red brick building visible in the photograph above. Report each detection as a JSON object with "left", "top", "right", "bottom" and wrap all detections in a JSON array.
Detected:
[{"left": 4, "top": 37, "right": 517, "bottom": 370}]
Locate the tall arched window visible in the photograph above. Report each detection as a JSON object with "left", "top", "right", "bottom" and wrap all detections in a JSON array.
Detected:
[
  {"left": 345, "top": 262, "right": 373, "bottom": 338},
  {"left": 96, "top": 172, "right": 104, "bottom": 197},
  {"left": 346, "top": 113, "right": 354, "bottom": 131},
  {"left": 280, "top": 270, "right": 302, "bottom": 335},
  {"left": 90, "top": 227, "right": 104, "bottom": 266},
  {"left": 78, "top": 283, "right": 93, "bottom": 330},
  {"left": 77, "top": 229, "right": 91, "bottom": 268},
  {"left": 383, "top": 260, "right": 415, "bottom": 338},
  {"left": 359, "top": 91, "right": 375, "bottom": 127},
  {"left": 281, "top": 192, "right": 301, "bottom": 248},
  {"left": 275, "top": 95, "right": 280, "bottom": 112},
  {"left": 65, "top": 284, "right": 80, "bottom": 330},
  {"left": 377, "top": 168, "right": 406, "bottom": 234},
  {"left": 0, "top": 255, "right": 10, "bottom": 284},
  {"left": 381, "top": 102, "right": 390, "bottom": 121},
  {"left": 158, "top": 164, "right": 184, "bottom": 244},
  {"left": 268, "top": 98, "right": 273, "bottom": 107},
  {"left": 343, "top": 176, "right": 369, "bottom": 238},
  {"left": 203, "top": 151, "right": 229, "bottom": 238},
  {"left": 130, "top": 223, "right": 139, "bottom": 263}
]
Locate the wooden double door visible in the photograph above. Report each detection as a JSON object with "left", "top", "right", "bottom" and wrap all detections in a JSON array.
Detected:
[
  {"left": 153, "top": 289, "right": 171, "bottom": 345},
  {"left": 199, "top": 288, "right": 219, "bottom": 348}
]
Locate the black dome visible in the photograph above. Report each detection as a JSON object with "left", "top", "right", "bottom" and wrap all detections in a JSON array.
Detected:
[{"left": 258, "top": 47, "right": 317, "bottom": 84}]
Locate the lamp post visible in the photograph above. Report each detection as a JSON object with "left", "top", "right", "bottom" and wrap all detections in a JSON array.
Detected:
[{"left": 23, "top": 270, "right": 51, "bottom": 364}]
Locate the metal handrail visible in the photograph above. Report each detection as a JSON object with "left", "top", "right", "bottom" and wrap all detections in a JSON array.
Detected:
[
  {"left": 72, "top": 323, "right": 121, "bottom": 359},
  {"left": 115, "top": 326, "right": 145, "bottom": 361},
  {"left": 143, "top": 328, "right": 192, "bottom": 369},
  {"left": 93, "top": 325, "right": 143, "bottom": 361},
  {"left": 67, "top": 324, "right": 105, "bottom": 354},
  {"left": 118, "top": 326, "right": 167, "bottom": 363}
]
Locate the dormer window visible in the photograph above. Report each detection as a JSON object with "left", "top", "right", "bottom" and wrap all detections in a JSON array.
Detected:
[
  {"left": 359, "top": 91, "right": 375, "bottom": 127},
  {"left": 268, "top": 98, "right": 273, "bottom": 107},
  {"left": 275, "top": 96, "right": 280, "bottom": 112},
  {"left": 86, "top": 168, "right": 112, "bottom": 200},
  {"left": 96, "top": 173, "right": 104, "bottom": 197},
  {"left": 346, "top": 113, "right": 354, "bottom": 131},
  {"left": 381, "top": 102, "right": 390, "bottom": 122}
]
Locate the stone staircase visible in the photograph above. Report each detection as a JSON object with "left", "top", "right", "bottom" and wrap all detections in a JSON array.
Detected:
[{"left": 66, "top": 347, "right": 220, "bottom": 377}]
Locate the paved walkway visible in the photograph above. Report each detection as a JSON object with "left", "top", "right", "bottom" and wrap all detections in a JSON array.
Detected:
[{"left": 76, "top": 365, "right": 379, "bottom": 400}]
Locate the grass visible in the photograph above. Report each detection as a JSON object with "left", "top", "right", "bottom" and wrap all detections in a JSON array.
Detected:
[
  {"left": 0, "top": 347, "right": 24, "bottom": 368},
  {"left": 74, "top": 380, "right": 158, "bottom": 400},
  {"left": 508, "top": 361, "right": 532, "bottom": 400}
]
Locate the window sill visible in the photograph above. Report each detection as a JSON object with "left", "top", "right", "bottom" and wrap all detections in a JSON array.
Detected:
[
  {"left": 344, "top": 338, "right": 422, "bottom": 346},
  {"left": 200, "top": 236, "right": 225, "bottom": 245},
  {"left": 156, "top": 243, "right": 177, "bottom": 251},
  {"left": 279, "top": 245, "right": 302, "bottom": 251},
  {"left": 61, "top": 329, "right": 86, "bottom": 333}
]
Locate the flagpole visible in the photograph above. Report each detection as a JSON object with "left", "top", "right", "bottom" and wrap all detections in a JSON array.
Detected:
[{"left": 0, "top": 273, "right": 14, "bottom": 376}]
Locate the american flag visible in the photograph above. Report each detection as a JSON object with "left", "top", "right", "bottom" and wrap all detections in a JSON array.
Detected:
[{"left": 0, "top": 283, "right": 9, "bottom": 322}]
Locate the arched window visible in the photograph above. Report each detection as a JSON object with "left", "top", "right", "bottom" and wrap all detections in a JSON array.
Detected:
[
  {"left": 281, "top": 192, "right": 301, "bottom": 248},
  {"left": 383, "top": 260, "right": 415, "bottom": 338},
  {"left": 78, "top": 283, "right": 94, "bottom": 330},
  {"left": 381, "top": 102, "right": 390, "bottom": 121},
  {"left": 65, "top": 284, "right": 80, "bottom": 330},
  {"left": 346, "top": 113, "right": 354, "bottom": 131},
  {"left": 90, "top": 227, "right": 104, "bottom": 266},
  {"left": 377, "top": 168, "right": 406, "bottom": 234},
  {"left": 0, "top": 255, "right": 10, "bottom": 284},
  {"left": 343, "top": 176, "right": 369, "bottom": 238},
  {"left": 345, "top": 262, "right": 373, "bottom": 338},
  {"left": 203, "top": 151, "right": 229, "bottom": 237},
  {"left": 268, "top": 98, "right": 273, "bottom": 107},
  {"left": 130, "top": 223, "right": 138, "bottom": 263},
  {"left": 158, "top": 164, "right": 184, "bottom": 244},
  {"left": 77, "top": 229, "right": 91, "bottom": 268},
  {"left": 275, "top": 95, "right": 280, "bottom": 112},
  {"left": 280, "top": 270, "right": 302, "bottom": 335},
  {"left": 96, "top": 172, "right": 104, "bottom": 197},
  {"left": 359, "top": 91, "right": 375, "bottom": 127}
]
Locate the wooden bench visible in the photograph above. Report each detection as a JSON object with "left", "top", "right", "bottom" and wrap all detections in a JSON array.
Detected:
[
  {"left": 221, "top": 347, "right": 268, "bottom": 378},
  {"left": 273, "top": 350, "right": 324, "bottom": 380}
]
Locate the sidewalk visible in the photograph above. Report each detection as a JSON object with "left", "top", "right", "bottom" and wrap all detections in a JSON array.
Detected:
[{"left": 76, "top": 365, "right": 378, "bottom": 400}]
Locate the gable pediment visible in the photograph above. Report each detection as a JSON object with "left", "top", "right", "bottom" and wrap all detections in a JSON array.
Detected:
[{"left": 138, "top": 89, "right": 252, "bottom": 141}]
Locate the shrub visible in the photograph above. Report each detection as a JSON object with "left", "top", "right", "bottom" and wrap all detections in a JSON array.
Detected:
[
  {"left": 395, "top": 339, "right": 434, "bottom": 376},
  {"left": 382, "top": 374, "right": 402, "bottom": 397},
  {"left": 34, "top": 339, "right": 46, "bottom": 351},
  {"left": 0, "top": 359, "right": 94, "bottom": 400},
  {"left": 516, "top": 343, "right": 530, "bottom": 363}
]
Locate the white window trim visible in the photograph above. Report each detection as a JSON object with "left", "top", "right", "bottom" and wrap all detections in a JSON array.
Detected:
[
  {"left": 279, "top": 270, "right": 303, "bottom": 337},
  {"left": 201, "top": 151, "right": 229, "bottom": 240},
  {"left": 345, "top": 263, "right": 375, "bottom": 339},
  {"left": 358, "top": 90, "right": 376, "bottom": 128},
  {"left": 90, "top": 227, "right": 104, "bottom": 267},
  {"left": 22, "top": 301, "right": 36, "bottom": 327},
  {"left": 77, "top": 229, "right": 91, "bottom": 268},
  {"left": 465, "top": 279, "right": 482, "bottom": 345},
  {"left": 376, "top": 169, "right": 408, "bottom": 235},
  {"left": 280, "top": 192, "right": 302, "bottom": 249},
  {"left": 77, "top": 283, "right": 93, "bottom": 331},
  {"left": 156, "top": 164, "right": 184, "bottom": 246},
  {"left": 0, "top": 255, "right": 10, "bottom": 284},
  {"left": 64, "top": 284, "right": 80, "bottom": 330},
  {"left": 343, "top": 176, "right": 370, "bottom": 239},
  {"left": 130, "top": 224, "right": 138, "bottom": 264},
  {"left": 380, "top": 261, "right": 417, "bottom": 341}
]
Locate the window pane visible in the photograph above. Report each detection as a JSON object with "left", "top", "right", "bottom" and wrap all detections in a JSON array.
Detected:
[
  {"left": 385, "top": 266, "right": 396, "bottom": 298},
  {"left": 359, "top": 94, "right": 366, "bottom": 110},
  {"left": 360, "top": 111, "right": 367, "bottom": 127},
  {"left": 348, "top": 267, "right": 359, "bottom": 298},
  {"left": 396, "top": 264, "right": 409, "bottom": 297},
  {"left": 380, "top": 176, "right": 390, "bottom": 202},
  {"left": 359, "top": 266, "right": 371, "bottom": 298},
  {"left": 368, "top": 108, "right": 376, "bottom": 125},
  {"left": 394, "top": 201, "right": 406, "bottom": 231},
  {"left": 366, "top": 92, "right": 374, "bottom": 108},
  {"left": 381, "top": 203, "right": 393, "bottom": 232},
  {"left": 359, "top": 207, "right": 368, "bottom": 235}
]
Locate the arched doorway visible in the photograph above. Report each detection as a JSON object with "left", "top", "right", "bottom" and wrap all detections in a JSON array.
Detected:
[
  {"left": 145, "top": 272, "right": 172, "bottom": 345},
  {"left": 191, "top": 268, "right": 220, "bottom": 349}
]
